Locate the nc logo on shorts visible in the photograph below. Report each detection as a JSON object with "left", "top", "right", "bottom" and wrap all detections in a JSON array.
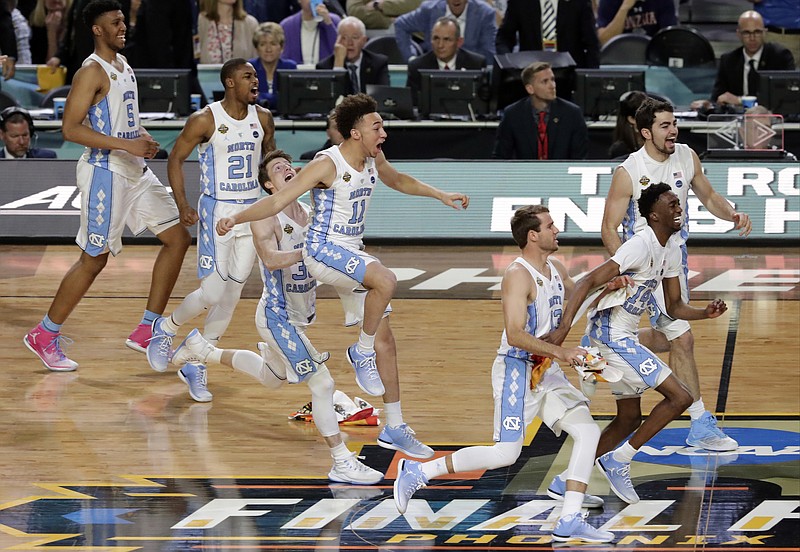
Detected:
[
  {"left": 502, "top": 416, "right": 521, "bottom": 431},
  {"left": 199, "top": 255, "right": 214, "bottom": 270},
  {"left": 88, "top": 233, "right": 105, "bottom": 248},
  {"left": 638, "top": 357, "right": 659, "bottom": 376},
  {"left": 345, "top": 257, "right": 360, "bottom": 275},
  {"left": 294, "top": 359, "right": 314, "bottom": 376}
]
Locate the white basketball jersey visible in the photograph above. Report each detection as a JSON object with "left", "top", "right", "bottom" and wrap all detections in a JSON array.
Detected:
[
  {"left": 197, "top": 102, "right": 264, "bottom": 202},
  {"left": 307, "top": 145, "right": 378, "bottom": 249},
  {"left": 620, "top": 144, "right": 695, "bottom": 245},
  {"left": 79, "top": 53, "right": 145, "bottom": 179},
  {"left": 587, "top": 226, "right": 682, "bottom": 341},
  {"left": 497, "top": 257, "right": 564, "bottom": 359},
  {"left": 260, "top": 203, "right": 316, "bottom": 327}
]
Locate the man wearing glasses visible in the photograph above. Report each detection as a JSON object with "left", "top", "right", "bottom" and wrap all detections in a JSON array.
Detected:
[{"left": 710, "top": 9, "right": 795, "bottom": 108}]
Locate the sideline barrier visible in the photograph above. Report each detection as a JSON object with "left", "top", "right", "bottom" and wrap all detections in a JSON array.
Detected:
[{"left": 0, "top": 160, "right": 797, "bottom": 242}]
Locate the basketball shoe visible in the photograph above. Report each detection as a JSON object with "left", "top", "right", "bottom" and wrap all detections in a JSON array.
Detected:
[
  {"left": 178, "top": 363, "right": 212, "bottom": 402},
  {"left": 547, "top": 474, "right": 605, "bottom": 508},
  {"left": 147, "top": 316, "right": 175, "bottom": 372},
  {"left": 393, "top": 458, "right": 429, "bottom": 514},
  {"left": 686, "top": 412, "right": 738, "bottom": 452},
  {"left": 378, "top": 424, "right": 434, "bottom": 458},
  {"left": 552, "top": 512, "right": 614, "bottom": 543},
  {"left": 24, "top": 324, "right": 78, "bottom": 372},
  {"left": 125, "top": 323, "right": 151, "bottom": 353},
  {"left": 346, "top": 343, "right": 384, "bottom": 396},
  {"left": 595, "top": 451, "right": 639, "bottom": 504},
  {"left": 171, "top": 328, "right": 214, "bottom": 366},
  {"left": 328, "top": 452, "right": 383, "bottom": 485}
]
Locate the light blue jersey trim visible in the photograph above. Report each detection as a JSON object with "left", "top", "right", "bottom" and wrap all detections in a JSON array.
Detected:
[{"left": 84, "top": 167, "right": 113, "bottom": 256}]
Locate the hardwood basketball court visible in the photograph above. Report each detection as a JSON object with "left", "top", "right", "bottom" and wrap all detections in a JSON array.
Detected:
[{"left": 0, "top": 242, "right": 798, "bottom": 550}]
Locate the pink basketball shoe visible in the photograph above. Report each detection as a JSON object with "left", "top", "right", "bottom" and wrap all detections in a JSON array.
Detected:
[
  {"left": 24, "top": 324, "right": 78, "bottom": 372},
  {"left": 126, "top": 323, "right": 151, "bottom": 353}
]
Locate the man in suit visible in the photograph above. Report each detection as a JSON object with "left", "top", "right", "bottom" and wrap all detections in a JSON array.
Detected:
[
  {"left": 496, "top": 0, "right": 600, "bottom": 69},
  {"left": 492, "top": 61, "right": 587, "bottom": 160},
  {"left": 0, "top": 107, "right": 57, "bottom": 159},
  {"left": 711, "top": 10, "right": 795, "bottom": 107},
  {"left": 316, "top": 16, "right": 389, "bottom": 93},
  {"left": 394, "top": 0, "right": 496, "bottom": 63},
  {"left": 406, "top": 15, "right": 486, "bottom": 104}
]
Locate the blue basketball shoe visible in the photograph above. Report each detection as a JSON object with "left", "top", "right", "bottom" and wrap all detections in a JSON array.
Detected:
[
  {"left": 178, "top": 363, "right": 212, "bottom": 403},
  {"left": 393, "top": 458, "right": 429, "bottom": 514},
  {"left": 595, "top": 451, "right": 639, "bottom": 504},
  {"left": 346, "top": 343, "right": 384, "bottom": 396},
  {"left": 552, "top": 512, "right": 614, "bottom": 543},
  {"left": 378, "top": 424, "right": 434, "bottom": 458},
  {"left": 686, "top": 412, "right": 738, "bottom": 452},
  {"left": 547, "top": 474, "right": 605, "bottom": 508},
  {"left": 146, "top": 316, "right": 174, "bottom": 372}
]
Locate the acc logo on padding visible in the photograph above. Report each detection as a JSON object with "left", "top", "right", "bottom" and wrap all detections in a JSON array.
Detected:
[{"left": 636, "top": 427, "right": 800, "bottom": 466}]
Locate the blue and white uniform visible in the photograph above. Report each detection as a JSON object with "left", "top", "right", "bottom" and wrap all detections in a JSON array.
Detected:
[
  {"left": 585, "top": 225, "right": 682, "bottom": 397},
  {"left": 493, "top": 258, "right": 588, "bottom": 442},
  {"left": 619, "top": 144, "right": 695, "bottom": 339},
  {"left": 255, "top": 204, "right": 321, "bottom": 383},
  {"left": 195, "top": 101, "right": 263, "bottom": 282},
  {"left": 76, "top": 53, "right": 179, "bottom": 256},
  {"left": 302, "top": 145, "right": 390, "bottom": 326}
]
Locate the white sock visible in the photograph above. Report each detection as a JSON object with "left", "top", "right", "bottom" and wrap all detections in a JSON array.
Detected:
[
  {"left": 162, "top": 315, "right": 180, "bottom": 335},
  {"left": 612, "top": 440, "right": 638, "bottom": 464},
  {"left": 357, "top": 330, "right": 375, "bottom": 352},
  {"left": 330, "top": 442, "right": 350, "bottom": 461},
  {"left": 419, "top": 456, "right": 447, "bottom": 481},
  {"left": 205, "top": 344, "right": 223, "bottom": 365},
  {"left": 687, "top": 399, "right": 706, "bottom": 421},
  {"left": 384, "top": 401, "right": 403, "bottom": 428},
  {"left": 561, "top": 490, "right": 584, "bottom": 517}
]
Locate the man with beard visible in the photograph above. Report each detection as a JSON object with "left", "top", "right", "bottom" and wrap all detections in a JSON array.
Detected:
[
  {"left": 600, "top": 98, "right": 751, "bottom": 452},
  {"left": 24, "top": 0, "right": 192, "bottom": 372},
  {"left": 147, "top": 58, "right": 275, "bottom": 403}
]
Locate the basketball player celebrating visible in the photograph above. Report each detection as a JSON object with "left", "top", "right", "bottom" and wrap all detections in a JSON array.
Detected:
[
  {"left": 146, "top": 58, "right": 275, "bottom": 401},
  {"left": 170, "top": 150, "right": 383, "bottom": 484},
  {"left": 394, "top": 205, "right": 618, "bottom": 544},
  {"left": 602, "top": 98, "right": 750, "bottom": 452},
  {"left": 24, "top": 0, "right": 191, "bottom": 371},
  {"left": 551, "top": 183, "right": 728, "bottom": 505},
  {"left": 217, "top": 93, "right": 469, "bottom": 458}
]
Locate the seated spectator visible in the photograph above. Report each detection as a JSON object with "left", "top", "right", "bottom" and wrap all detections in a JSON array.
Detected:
[
  {"left": 394, "top": 0, "right": 496, "bottom": 63},
  {"left": 742, "top": 104, "right": 797, "bottom": 159},
  {"left": 300, "top": 108, "right": 343, "bottom": 159},
  {"left": 1, "top": 6, "right": 17, "bottom": 79},
  {"left": 406, "top": 15, "right": 485, "bottom": 104},
  {"left": 27, "top": 0, "right": 71, "bottom": 64},
  {"left": 199, "top": 0, "right": 258, "bottom": 64},
  {"left": 596, "top": 0, "right": 676, "bottom": 46},
  {"left": 316, "top": 16, "right": 388, "bottom": 93},
  {"left": 280, "top": 0, "right": 341, "bottom": 65},
  {"left": 0, "top": 107, "right": 57, "bottom": 159},
  {"left": 709, "top": 10, "right": 795, "bottom": 108},
  {"left": 346, "top": 0, "right": 420, "bottom": 30},
  {"left": 492, "top": 61, "right": 587, "bottom": 159},
  {"left": 608, "top": 89, "right": 646, "bottom": 158},
  {"left": 496, "top": 0, "right": 599, "bottom": 68},
  {"left": 249, "top": 22, "right": 297, "bottom": 110},
  {"left": 6, "top": 0, "right": 32, "bottom": 63}
]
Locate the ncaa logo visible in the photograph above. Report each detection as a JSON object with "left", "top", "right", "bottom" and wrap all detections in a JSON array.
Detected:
[
  {"left": 675, "top": 179, "right": 683, "bottom": 188},
  {"left": 345, "top": 257, "right": 360, "bottom": 275},
  {"left": 199, "top": 255, "right": 214, "bottom": 270},
  {"left": 88, "top": 233, "right": 105, "bottom": 248},
  {"left": 502, "top": 416, "right": 521, "bottom": 431},
  {"left": 294, "top": 359, "right": 314, "bottom": 376}
]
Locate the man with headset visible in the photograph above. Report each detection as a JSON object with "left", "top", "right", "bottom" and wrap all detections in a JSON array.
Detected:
[{"left": 0, "top": 107, "right": 57, "bottom": 159}]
